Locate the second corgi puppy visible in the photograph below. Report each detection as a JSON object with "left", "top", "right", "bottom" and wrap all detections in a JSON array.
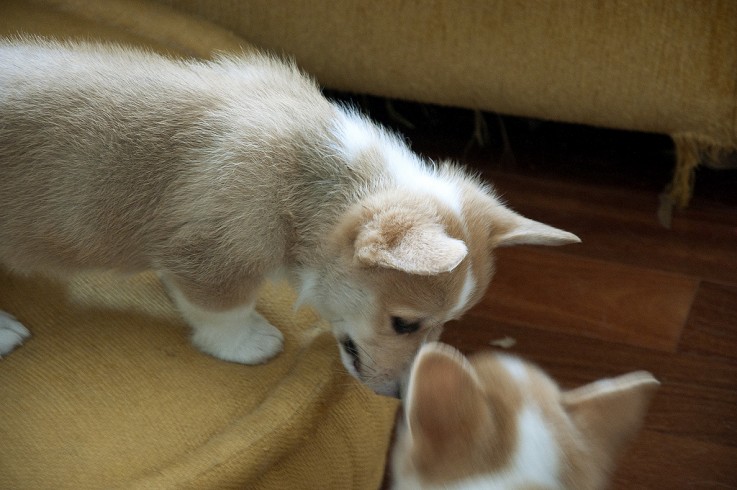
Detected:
[{"left": 392, "top": 342, "right": 659, "bottom": 488}]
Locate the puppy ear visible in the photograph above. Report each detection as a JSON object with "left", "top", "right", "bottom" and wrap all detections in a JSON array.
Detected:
[
  {"left": 405, "top": 342, "right": 490, "bottom": 453},
  {"left": 489, "top": 204, "right": 580, "bottom": 248},
  {"left": 354, "top": 209, "right": 467, "bottom": 275},
  {"left": 563, "top": 371, "right": 659, "bottom": 462}
]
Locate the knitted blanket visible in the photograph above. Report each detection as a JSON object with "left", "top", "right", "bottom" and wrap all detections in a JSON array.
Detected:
[{"left": 0, "top": 1, "right": 398, "bottom": 488}]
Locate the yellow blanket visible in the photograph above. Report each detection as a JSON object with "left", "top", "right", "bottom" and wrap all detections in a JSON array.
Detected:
[{"left": 0, "top": 1, "right": 398, "bottom": 488}]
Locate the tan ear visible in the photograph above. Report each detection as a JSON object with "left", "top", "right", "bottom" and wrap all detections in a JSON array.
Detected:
[
  {"left": 406, "top": 342, "right": 490, "bottom": 452},
  {"left": 563, "top": 371, "right": 659, "bottom": 462},
  {"left": 490, "top": 205, "right": 580, "bottom": 247},
  {"left": 354, "top": 210, "right": 467, "bottom": 275}
]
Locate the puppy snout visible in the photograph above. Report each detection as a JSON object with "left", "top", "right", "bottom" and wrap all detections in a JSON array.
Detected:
[
  {"left": 341, "top": 337, "right": 360, "bottom": 372},
  {"left": 386, "top": 384, "right": 401, "bottom": 399}
]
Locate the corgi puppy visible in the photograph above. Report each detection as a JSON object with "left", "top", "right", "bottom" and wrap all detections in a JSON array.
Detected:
[
  {"left": 392, "top": 342, "right": 659, "bottom": 488},
  {"left": 0, "top": 39, "right": 579, "bottom": 395}
]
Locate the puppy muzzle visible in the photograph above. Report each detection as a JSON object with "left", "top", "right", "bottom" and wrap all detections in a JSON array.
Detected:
[{"left": 339, "top": 336, "right": 401, "bottom": 398}]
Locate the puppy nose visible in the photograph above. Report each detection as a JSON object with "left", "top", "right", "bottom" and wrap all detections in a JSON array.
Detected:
[
  {"left": 375, "top": 380, "right": 401, "bottom": 399},
  {"left": 341, "top": 337, "right": 360, "bottom": 372}
]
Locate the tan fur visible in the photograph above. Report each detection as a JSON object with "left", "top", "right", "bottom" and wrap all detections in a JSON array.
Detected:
[
  {"left": 0, "top": 39, "right": 579, "bottom": 395},
  {"left": 393, "top": 343, "right": 659, "bottom": 489}
]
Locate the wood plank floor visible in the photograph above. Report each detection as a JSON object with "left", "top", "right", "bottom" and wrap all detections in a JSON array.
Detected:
[{"left": 358, "top": 98, "right": 737, "bottom": 489}]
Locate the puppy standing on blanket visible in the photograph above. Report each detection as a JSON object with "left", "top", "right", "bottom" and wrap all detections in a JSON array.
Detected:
[{"left": 0, "top": 39, "right": 578, "bottom": 395}]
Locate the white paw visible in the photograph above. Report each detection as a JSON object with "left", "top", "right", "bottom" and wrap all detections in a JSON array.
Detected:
[
  {"left": 0, "top": 311, "right": 31, "bottom": 357},
  {"left": 191, "top": 308, "right": 284, "bottom": 365}
]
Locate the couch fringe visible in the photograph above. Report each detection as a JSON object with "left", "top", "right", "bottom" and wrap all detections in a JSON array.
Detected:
[{"left": 658, "top": 134, "right": 736, "bottom": 228}]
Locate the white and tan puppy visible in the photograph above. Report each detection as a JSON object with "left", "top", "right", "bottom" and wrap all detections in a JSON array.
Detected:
[
  {"left": 0, "top": 39, "right": 579, "bottom": 395},
  {"left": 392, "top": 342, "right": 659, "bottom": 488}
]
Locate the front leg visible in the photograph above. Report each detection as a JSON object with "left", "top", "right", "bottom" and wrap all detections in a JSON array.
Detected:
[{"left": 160, "top": 274, "right": 284, "bottom": 365}]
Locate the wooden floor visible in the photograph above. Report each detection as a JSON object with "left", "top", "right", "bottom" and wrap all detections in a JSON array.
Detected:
[{"left": 358, "top": 98, "right": 737, "bottom": 489}]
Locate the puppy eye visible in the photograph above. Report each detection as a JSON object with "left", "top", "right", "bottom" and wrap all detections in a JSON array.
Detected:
[{"left": 391, "top": 316, "right": 421, "bottom": 335}]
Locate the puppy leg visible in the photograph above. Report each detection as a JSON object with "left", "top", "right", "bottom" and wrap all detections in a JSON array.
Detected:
[
  {"left": 184, "top": 300, "right": 284, "bottom": 365},
  {"left": 160, "top": 274, "right": 284, "bottom": 364},
  {"left": 0, "top": 311, "right": 31, "bottom": 358}
]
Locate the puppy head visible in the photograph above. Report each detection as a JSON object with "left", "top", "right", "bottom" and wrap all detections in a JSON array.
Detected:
[
  {"left": 312, "top": 109, "right": 579, "bottom": 396},
  {"left": 312, "top": 181, "right": 578, "bottom": 396},
  {"left": 392, "top": 342, "right": 659, "bottom": 489}
]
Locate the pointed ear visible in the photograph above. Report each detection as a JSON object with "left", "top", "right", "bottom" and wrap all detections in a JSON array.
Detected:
[
  {"left": 354, "top": 210, "right": 467, "bottom": 275},
  {"left": 563, "top": 371, "right": 659, "bottom": 462},
  {"left": 405, "top": 342, "right": 490, "bottom": 452},
  {"left": 490, "top": 205, "right": 580, "bottom": 248}
]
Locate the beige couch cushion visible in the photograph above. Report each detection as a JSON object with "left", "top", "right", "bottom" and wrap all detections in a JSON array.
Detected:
[
  {"left": 159, "top": 1, "right": 736, "bottom": 144},
  {"left": 158, "top": 0, "right": 737, "bottom": 213}
]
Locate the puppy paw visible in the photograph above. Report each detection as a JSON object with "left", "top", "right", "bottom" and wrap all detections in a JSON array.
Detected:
[
  {"left": 0, "top": 311, "right": 31, "bottom": 357},
  {"left": 225, "top": 319, "right": 285, "bottom": 365},
  {"left": 191, "top": 309, "right": 284, "bottom": 365}
]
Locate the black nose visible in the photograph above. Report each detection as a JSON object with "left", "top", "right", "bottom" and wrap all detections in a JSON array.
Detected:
[{"left": 341, "top": 337, "right": 360, "bottom": 372}]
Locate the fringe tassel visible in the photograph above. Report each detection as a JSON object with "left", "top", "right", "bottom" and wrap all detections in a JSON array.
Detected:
[{"left": 658, "top": 134, "right": 735, "bottom": 228}]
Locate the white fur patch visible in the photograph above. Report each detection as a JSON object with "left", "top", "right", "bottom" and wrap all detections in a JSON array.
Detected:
[
  {"left": 383, "top": 146, "right": 463, "bottom": 216},
  {"left": 295, "top": 268, "right": 320, "bottom": 309},
  {"left": 332, "top": 109, "right": 377, "bottom": 162},
  {"left": 0, "top": 311, "right": 30, "bottom": 357},
  {"left": 500, "top": 355, "right": 529, "bottom": 383},
  {"left": 333, "top": 108, "right": 463, "bottom": 215},
  {"left": 507, "top": 406, "right": 561, "bottom": 487},
  {"left": 450, "top": 266, "right": 476, "bottom": 319}
]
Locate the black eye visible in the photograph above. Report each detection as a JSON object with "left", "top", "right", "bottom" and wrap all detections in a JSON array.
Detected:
[{"left": 391, "top": 317, "right": 421, "bottom": 335}]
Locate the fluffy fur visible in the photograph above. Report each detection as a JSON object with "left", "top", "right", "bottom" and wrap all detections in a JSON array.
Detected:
[
  {"left": 392, "top": 343, "right": 659, "bottom": 489},
  {"left": 0, "top": 39, "right": 579, "bottom": 394}
]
